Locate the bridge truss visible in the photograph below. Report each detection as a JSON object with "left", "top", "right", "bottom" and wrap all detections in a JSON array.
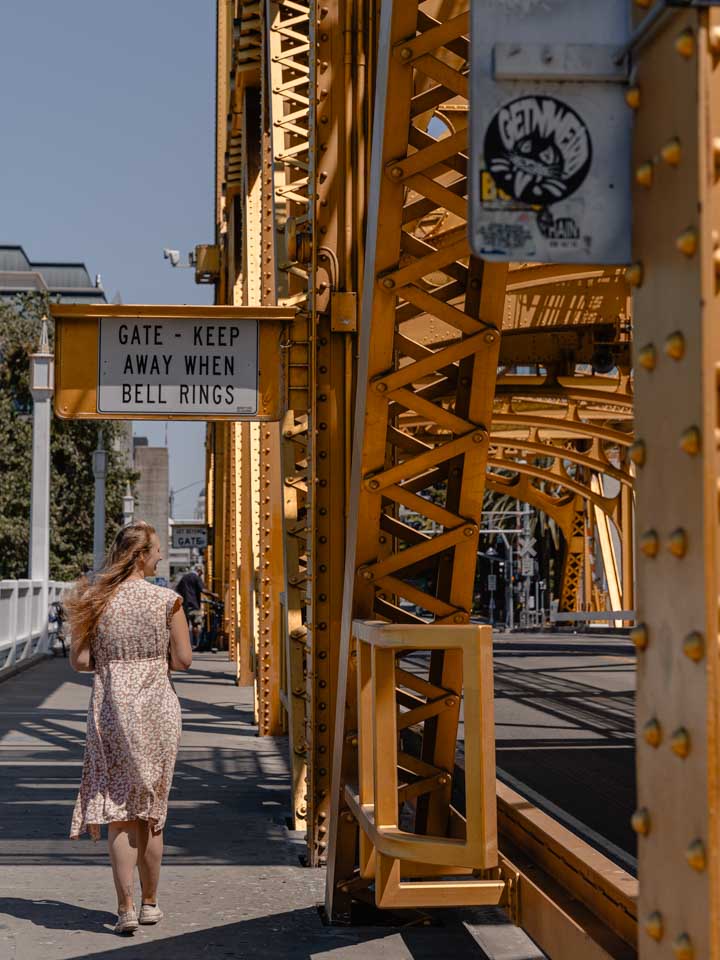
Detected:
[{"left": 206, "top": 2, "right": 720, "bottom": 958}]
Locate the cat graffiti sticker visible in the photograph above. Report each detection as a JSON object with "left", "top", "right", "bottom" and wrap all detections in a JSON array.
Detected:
[
  {"left": 469, "top": 1, "right": 631, "bottom": 265},
  {"left": 484, "top": 96, "right": 592, "bottom": 206}
]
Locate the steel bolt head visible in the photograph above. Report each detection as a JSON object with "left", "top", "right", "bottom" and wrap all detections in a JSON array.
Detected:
[
  {"left": 625, "top": 86, "right": 640, "bottom": 110},
  {"left": 381, "top": 276, "right": 395, "bottom": 289},
  {"left": 635, "top": 162, "right": 653, "bottom": 188},
  {"left": 630, "top": 623, "right": 649, "bottom": 650},
  {"left": 640, "top": 530, "right": 659, "bottom": 558},
  {"left": 671, "top": 727, "right": 690, "bottom": 759},
  {"left": 685, "top": 838, "right": 706, "bottom": 872},
  {"left": 645, "top": 911, "right": 664, "bottom": 942},
  {"left": 664, "top": 331, "right": 686, "bottom": 361},
  {"left": 400, "top": 46, "right": 412, "bottom": 61},
  {"left": 680, "top": 426, "right": 701, "bottom": 456},
  {"left": 631, "top": 807, "right": 651, "bottom": 836},
  {"left": 661, "top": 138, "right": 681, "bottom": 166},
  {"left": 683, "top": 631, "right": 705, "bottom": 662},
  {"left": 360, "top": 567, "right": 374, "bottom": 581},
  {"left": 637, "top": 343, "right": 656, "bottom": 371},
  {"left": 368, "top": 478, "right": 380, "bottom": 490},
  {"left": 464, "top": 525, "right": 476, "bottom": 537},
  {"left": 675, "top": 29, "right": 695, "bottom": 59},
  {"left": 676, "top": 228, "right": 698, "bottom": 258},
  {"left": 629, "top": 440, "right": 646, "bottom": 467},
  {"left": 643, "top": 718, "right": 662, "bottom": 748},
  {"left": 375, "top": 380, "right": 388, "bottom": 393},
  {"left": 390, "top": 165, "right": 403, "bottom": 179},
  {"left": 672, "top": 933, "right": 694, "bottom": 960},
  {"left": 667, "top": 528, "right": 688, "bottom": 558},
  {"left": 484, "top": 331, "right": 497, "bottom": 343}
]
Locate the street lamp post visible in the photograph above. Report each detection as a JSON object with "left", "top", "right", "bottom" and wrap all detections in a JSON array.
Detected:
[
  {"left": 28, "top": 319, "right": 54, "bottom": 656},
  {"left": 93, "top": 429, "right": 108, "bottom": 571},
  {"left": 29, "top": 319, "right": 54, "bottom": 582}
]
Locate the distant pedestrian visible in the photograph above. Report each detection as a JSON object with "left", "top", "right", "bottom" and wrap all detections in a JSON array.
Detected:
[
  {"left": 174, "top": 564, "right": 217, "bottom": 649},
  {"left": 66, "top": 520, "right": 192, "bottom": 935}
]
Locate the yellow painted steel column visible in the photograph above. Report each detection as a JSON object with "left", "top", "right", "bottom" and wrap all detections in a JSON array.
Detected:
[{"left": 632, "top": 8, "right": 720, "bottom": 958}]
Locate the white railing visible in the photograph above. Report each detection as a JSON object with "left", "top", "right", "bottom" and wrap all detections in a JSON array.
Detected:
[{"left": 0, "top": 580, "right": 72, "bottom": 678}]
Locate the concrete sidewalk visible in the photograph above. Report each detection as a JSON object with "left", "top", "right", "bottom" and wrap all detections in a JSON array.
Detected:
[{"left": 0, "top": 652, "right": 543, "bottom": 960}]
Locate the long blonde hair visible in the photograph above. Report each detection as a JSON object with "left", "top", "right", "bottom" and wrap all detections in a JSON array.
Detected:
[{"left": 66, "top": 521, "right": 156, "bottom": 652}]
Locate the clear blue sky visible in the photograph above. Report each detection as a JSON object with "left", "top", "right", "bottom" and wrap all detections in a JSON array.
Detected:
[{"left": 1, "top": 1, "right": 215, "bottom": 517}]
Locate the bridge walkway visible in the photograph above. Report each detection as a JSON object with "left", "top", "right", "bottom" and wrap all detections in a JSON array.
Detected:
[{"left": 0, "top": 651, "right": 542, "bottom": 960}]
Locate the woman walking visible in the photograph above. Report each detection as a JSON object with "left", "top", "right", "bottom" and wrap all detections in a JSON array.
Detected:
[{"left": 67, "top": 521, "right": 192, "bottom": 935}]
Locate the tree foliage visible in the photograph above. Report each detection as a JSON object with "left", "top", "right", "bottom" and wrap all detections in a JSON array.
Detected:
[{"left": 0, "top": 293, "right": 136, "bottom": 581}]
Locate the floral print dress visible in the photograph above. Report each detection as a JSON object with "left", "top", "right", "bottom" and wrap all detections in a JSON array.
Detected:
[{"left": 70, "top": 579, "right": 183, "bottom": 840}]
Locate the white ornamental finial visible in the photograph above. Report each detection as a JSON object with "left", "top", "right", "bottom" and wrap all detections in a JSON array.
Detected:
[{"left": 39, "top": 316, "right": 50, "bottom": 353}]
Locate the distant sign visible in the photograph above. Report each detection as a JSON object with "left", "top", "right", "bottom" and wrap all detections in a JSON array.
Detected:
[
  {"left": 172, "top": 525, "right": 208, "bottom": 550},
  {"left": 52, "top": 304, "right": 294, "bottom": 421},
  {"left": 99, "top": 318, "right": 258, "bottom": 416},
  {"left": 488, "top": 574, "right": 497, "bottom": 591},
  {"left": 469, "top": 0, "right": 631, "bottom": 263}
]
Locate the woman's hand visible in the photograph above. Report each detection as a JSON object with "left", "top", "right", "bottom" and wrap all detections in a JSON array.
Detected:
[{"left": 70, "top": 642, "right": 95, "bottom": 672}]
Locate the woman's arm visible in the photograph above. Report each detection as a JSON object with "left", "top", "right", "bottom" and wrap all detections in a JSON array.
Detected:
[
  {"left": 169, "top": 605, "right": 193, "bottom": 671},
  {"left": 70, "top": 642, "right": 94, "bottom": 673}
]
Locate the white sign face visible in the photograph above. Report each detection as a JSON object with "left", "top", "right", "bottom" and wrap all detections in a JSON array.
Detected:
[
  {"left": 469, "top": 0, "right": 631, "bottom": 263},
  {"left": 98, "top": 318, "right": 258, "bottom": 415},
  {"left": 172, "top": 525, "right": 208, "bottom": 549}
]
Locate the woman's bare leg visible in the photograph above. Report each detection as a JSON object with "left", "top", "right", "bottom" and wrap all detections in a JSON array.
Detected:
[
  {"left": 108, "top": 820, "right": 139, "bottom": 913},
  {"left": 136, "top": 818, "right": 164, "bottom": 904}
]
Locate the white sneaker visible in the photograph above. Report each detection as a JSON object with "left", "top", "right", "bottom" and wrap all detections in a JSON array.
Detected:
[
  {"left": 139, "top": 903, "right": 164, "bottom": 924},
  {"left": 115, "top": 909, "right": 139, "bottom": 934}
]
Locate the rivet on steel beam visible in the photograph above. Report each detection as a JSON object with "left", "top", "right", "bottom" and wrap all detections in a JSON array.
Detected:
[
  {"left": 381, "top": 276, "right": 395, "bottom": 289},
  {"left": 389, "top": 166, "right": 404, "bottom": 179},
  {"left": 625, "top": 86, "right": 640, "bottom": 109},
  {"left": 635, "top": 162, "right": 653, "bottom": 188},
  {"left": 629, "top": 440, "right": 646, "bottom": 466},
  {"left": 630, "top": 623, "right": 649, "bottom": 650},
  {"left": 637, "top": 343, "right": 656, "bottom": 370},
  {"left": 625, "top": 262, "right": 643, "bottom": 286},
  {"left": 374, "top": 380, "right": 388, "bottom": 393},
  {"left": 685, "top": 838, "right": 706, "bottom": 871},
  {"left": 709, "top": 25, "right": 720, "bottom": 55},
  {"left": 661, "top": 138, "right": 681, "bottom": 166},
  {"left": 464, "top": 525, "right": 477, "bottom": 537},
  {"left": 643, "top": 718, "right": 662, "bottom": 748},
  {"left": 675, "top": 29, "right": 695, "bottom": 58},
  {"left": 683, "top": 631, "right": 705, "bottom": 662},
  {"left": 399, "top": 46, "right": 413, "bottom": 61},
  {"left": 671, "top": 727, "right": 691, "bottom": 758},
  {"left": 672, "top": 933, "right": 694, "bottom": 960},
  {"left": 631, "top": 807, "right": 651, "bottom": 836},
  {"left": 484, "top": 330, "right": 497, "bottom": 343},
  {"left": 452, "top": 613, "right": 466, "bottom": 623},
  {"left": 472, "top": 430, "right": 488, "bottom": 444},
  {"left": 676, "top": 228, "right": 698, "bottom": 257},
  {"left": 645, "top": 911, "right": 664, "bottom": 942},
  {"left": 667, "top": 528, "right": 688, "bottom": 558},
  {"left": 367, "top": 478, "right": 380, "bottom": 490},
  {"left": 359, "top": 567, "right": 374, "bottom": 581},
  {"left": 680, "top": 426, "right": 701, "bottom": 456},
  {"left": 445, "top": 697, "right": 457, "bottom": 707},
  {"left": 437, "top": 774, "right": 450, "bottom": 785},
  {"left": 664, "top": 331, "right": 686, "bottom": 361},
  {"left": 639, "top": 530, "right": 659, "bottom": 558}
]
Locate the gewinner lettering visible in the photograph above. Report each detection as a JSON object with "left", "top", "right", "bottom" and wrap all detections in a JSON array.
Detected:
[{"left": 115, "top": 322, "right": 242, "bottom": 408}]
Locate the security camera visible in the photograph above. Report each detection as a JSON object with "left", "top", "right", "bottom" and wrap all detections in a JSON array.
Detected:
[{"left": 163, "top": 248, "right": 181, "bottom": 267}]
